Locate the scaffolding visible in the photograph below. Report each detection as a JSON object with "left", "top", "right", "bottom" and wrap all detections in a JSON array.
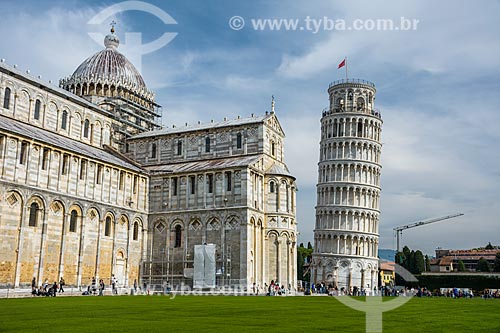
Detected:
[
  {"left": 103, "top": 96, "right": 162, "bottom": 149},
  {"left": 140, "top": 243, "right": 240, "bottom": 290}
]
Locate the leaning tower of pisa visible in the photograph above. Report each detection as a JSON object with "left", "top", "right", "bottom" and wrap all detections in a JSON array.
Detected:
[{"left": 311, "top": 79, "right": 382, "bottom": 292}]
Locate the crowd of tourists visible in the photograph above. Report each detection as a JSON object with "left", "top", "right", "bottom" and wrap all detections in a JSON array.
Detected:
[
  {"left": 254, "top": 281, "right": 293, "bottom": 296},
  {"left": 31, "top": 277, "right": 65, "bottom": 297},
  {"left": 82, "top": 275, "right": 125, "bottom": 296},
  {"left": 482, "top": 289, "right": 500, "bottom": 298}
]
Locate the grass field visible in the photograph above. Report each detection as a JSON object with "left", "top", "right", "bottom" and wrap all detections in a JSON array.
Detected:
[{"left": 1, "top": 295, "right": 499, "bottom": 332}]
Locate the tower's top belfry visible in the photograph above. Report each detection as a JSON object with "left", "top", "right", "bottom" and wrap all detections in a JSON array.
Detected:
[{"left": 325, "top": 78, "right": 380, "bottom": 120}]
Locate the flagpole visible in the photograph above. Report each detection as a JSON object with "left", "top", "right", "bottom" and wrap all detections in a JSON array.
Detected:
[{"left": 345, "top": 56, "right": 348, "bottom": 81}]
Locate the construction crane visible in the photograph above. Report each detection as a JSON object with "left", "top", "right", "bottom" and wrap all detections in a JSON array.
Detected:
[{"left": 393, "top": 213, "right": 464, "bottom": 252}]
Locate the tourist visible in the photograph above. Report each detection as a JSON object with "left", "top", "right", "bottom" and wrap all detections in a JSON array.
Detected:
[
  {"left": 91, "top": 277, "right": 97, "bottom": 295},
  {"left": 52, "top": 282, "right": 58, "bottom": 297},
  {"left": 98, "top": 279, "right": 105, "bottom": 296},
  {"left": 111, "top": 274, "right": 117, "bottom": 295},
  {"left": 31, "top": 277, "right": 36, "bottom": 293},
  {"left": 134, "top": 279, "right": 138, "bottom": 294},
  {"left": 59, "top": 277, "right": 65, "bottom": 293}
]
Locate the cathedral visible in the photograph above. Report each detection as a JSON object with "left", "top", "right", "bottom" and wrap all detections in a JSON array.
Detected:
[{"left": 0, "top": 27, "right": 297, "bottom": 290}]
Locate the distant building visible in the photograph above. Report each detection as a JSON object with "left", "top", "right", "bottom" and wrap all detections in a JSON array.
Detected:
[
  {"left": 379, "top": 261, "right": 395, "bottom": 287},
  {"left": 430, "top": 249, "right": 499, "bottom": 272}
]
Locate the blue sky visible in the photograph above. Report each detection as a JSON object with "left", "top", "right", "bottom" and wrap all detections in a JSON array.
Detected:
[{"left": 1, "top": 0, "right": 499, "bottom": 255}]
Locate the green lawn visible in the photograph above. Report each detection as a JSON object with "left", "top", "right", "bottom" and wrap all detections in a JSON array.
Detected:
[{"left": 0, "top": 295, "right": 499, "bottom": 332}]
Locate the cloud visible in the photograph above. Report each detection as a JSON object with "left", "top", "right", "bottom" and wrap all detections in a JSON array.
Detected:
[
  {"left": 276, "top": 0, "right": 500, "bottom": 80},
  {"left": 2, "top": 0, "right": 499, "bottom": 256}
]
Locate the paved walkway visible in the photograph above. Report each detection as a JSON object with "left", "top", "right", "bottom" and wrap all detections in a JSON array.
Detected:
[{"left": 0, "top": 287, "right": 134, "bottom": 299}]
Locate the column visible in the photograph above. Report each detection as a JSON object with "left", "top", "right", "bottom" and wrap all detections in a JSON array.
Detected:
[
  {"left": 36, "top": 209, "right": 48, "bottom": 286},
  {"left": 334, "top": 266, "right": 338, "bottom": 288},
  {"left": 76, "top": 214, "right": 86, "bottom": 288},
  {"left": 95, "top": 218, "right": 103, "bottom": 281},
  {"left": 58, "top": 212, "right": 68, "bottom": 280}
]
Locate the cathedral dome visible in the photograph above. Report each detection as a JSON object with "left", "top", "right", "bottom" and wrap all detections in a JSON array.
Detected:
[{"left": 60, "top": 27, "right": 154, "bottom": 103}]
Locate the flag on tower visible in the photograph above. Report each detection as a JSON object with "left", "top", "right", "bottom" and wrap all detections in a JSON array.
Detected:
[{"left": 338, "top": 58, "right": 346, "bottom": 69}]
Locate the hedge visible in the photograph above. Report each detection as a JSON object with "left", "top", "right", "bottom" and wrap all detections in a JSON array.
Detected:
[{"left": 405, "top": 274, "right": 500, "bottom": 290}]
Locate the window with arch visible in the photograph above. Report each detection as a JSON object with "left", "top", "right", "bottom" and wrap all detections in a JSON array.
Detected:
[
  {"left": 96, "top": 165, "right": 103, "bottom": 184},
  {"left": 41, "top": 148, "right": 49, "bottom": 170},
  {"left": 61, "top": 110, "right": 68, "bottom": 130},
  {"left": 133, "top": 222, "right": 139, "bottom": 241},
  {"left": 119, "top": 171, "right": 125, "bottom": 190},
  {"left": 105, "top": 216, "right": 112, "bottom": 237},
  {"left": 177, "top": 141, "right": 182, "bottom": 155},
  {"left": 69, "top": 209, "right": 78, "bottom": 232},
  {"left": 189, "top": 175, "right": 196, "bottom": 195},
  {"left": 207, "top": 174, "right": 214, "bottom": 193},
  {"left": 348, "top": 91, "right": 353, "bottom": 100},
  {"left": 34, "top": 99, "right": 41, "bottom": 120},
  {"left": 80, "top": 160, "right": 87, "bottom": 180},
  {"left": 3, "top": 87, "right": 11, "bottom": 109},
  {"left": 236, "top": 133, "right": 242, "bottom": 149},
  {"left": 61, "top": 154, "right": 69, "bottom": 175},
  {"left": 83, "top": 119, "right": 90, "bottom": 138},
  {"left": 205, "top": 136, "right": 210, "bottom": 153},
  {"left": 19, "top": 141, "right": 28, "bottom": 165},
  {"left": 151, "top": 142, "right": 157, "bottom": 158},
  {"left": 225, "top": 171, "right": 232, "bottom": 191},
  {"left": 172, "top": 177, "right": 178, "bottom": 196},
  {"left": 270, "top": 181, "right": 275, "bottom": 193},
  {"left": 357, "top": 97, "right": 365, "bottom": 111},
  {"left": 174, "top": 225, "right": 182, "bottom": 248},
  {"left": 336, "top": 97, "right": 344, "bottom": 108},
  {"left": 271, "top": 142, "right": 276, "bottom": 156},
  {"left": 28, "top": 202, "right": 39, "bottom": 227}
]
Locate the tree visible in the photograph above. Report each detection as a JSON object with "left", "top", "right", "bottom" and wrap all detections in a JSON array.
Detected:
[
  {"left": 297, "top": 247, "right": 304, "bottom": 279},
  {"left": 485, "top": 242, "right": 494, "bottom": 250},
  {"left": 414, "top": 250, "right": 425, "bottom": 274},
  {"left": 409, "top": 250, "right": 417, "bottom": 274},
  {"left": 425, "top": 255, "right": 431, "bottom": 272},
  {"left": 477, "top": 257, "right": 490, "bottom": 272},
  {"left": 297, "top": 243, "right": 313, "bottom": 282},
  {"left": 494, "top": 253, "right": 500, "bottom": 272},
  {"left": 458, "top": 260, "right": 466, "bottom": 272},
  {"left": 402, "top": 246, "right": 411, "bottom": 270}
]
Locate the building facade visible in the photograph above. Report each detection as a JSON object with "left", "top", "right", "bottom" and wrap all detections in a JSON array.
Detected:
[
  {"left": 431, "top": 249, "right": 500, "bottom": 272},
  {"left": 311, "top": 79, "right": 382, "bottom": 291},
  {"left": 0, "top": 29, "right": 297, "bottom": 289}
]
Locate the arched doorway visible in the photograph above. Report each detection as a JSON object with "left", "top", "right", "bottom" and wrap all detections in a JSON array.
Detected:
[{"left": 114, "top": 250, "right": 126, "bottom": 286}]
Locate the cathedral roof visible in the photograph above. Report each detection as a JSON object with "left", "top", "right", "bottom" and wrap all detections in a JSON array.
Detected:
[
  {"left": 145, "top": 155, "right": 261, "bottom": 173},
  {"left": 131, "top": 114, "right": 272, "bottom": 139},
  {"left": 0, "top": 114, "right": 144, "bottom": 173}
]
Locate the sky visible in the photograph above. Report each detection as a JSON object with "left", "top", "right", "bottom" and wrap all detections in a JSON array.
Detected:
[{"left": 1, "top": 0, "right": 499, "bottom": 256}]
